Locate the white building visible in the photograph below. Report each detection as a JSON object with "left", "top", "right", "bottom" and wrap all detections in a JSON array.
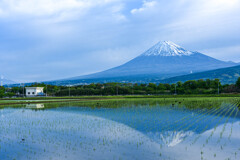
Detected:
[{"left": 25, "top": 87, "right": 44, "bottom": 97}]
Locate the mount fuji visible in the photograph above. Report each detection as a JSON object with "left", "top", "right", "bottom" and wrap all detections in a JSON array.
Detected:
[{"left": 58, "top": 41, "right": 238, "bottom": 84}]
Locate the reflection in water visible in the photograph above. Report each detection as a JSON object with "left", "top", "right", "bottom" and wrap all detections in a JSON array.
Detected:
[
  {"left": 25, "top": 103, "right": 45, "bottom": 109},
  {"left": 147, "top": 131, "right": 194, "bottom": 147},
  {"left": 0, "top": 98, "right": 240, "bottom": 160}
]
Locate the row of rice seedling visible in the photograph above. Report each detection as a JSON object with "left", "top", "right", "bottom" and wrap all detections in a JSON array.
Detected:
[
  {"left": 175, "top": 101, "right": 234, "bottom": 132},
  {"left": 156, "top": 100, "right": 237, "bottom": 151},
  {"left": 190, "top": 101, "right": 238, "bottom": 146},
  {"left": 158, "top": 102, "right": 216, "bottom": 132},
  {"left": 227, "top": 105, "right": 239, "bottom": 141},
  {"left": 198, "top": 101, "right": 240, "bottom": 160},
  {"left": 157, "top": 98, "right": 236, "bottom": 133}
]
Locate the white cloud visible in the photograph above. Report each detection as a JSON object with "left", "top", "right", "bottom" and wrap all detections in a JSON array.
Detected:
[
  {"left": 159, "top": 0, "right": 240, "bottom": 45},
  {"left": 0, "top": 8, "right": 3, "bottom": 15},
  {"left": 131, "top": 1, "right": 157, "bottom": 14},
  {"left": 0, "top": 0, "right": 124, "bottom": 21},
  {"left": 201, "top": 45, "right": 240, "bottom": 63},
  {"left": 0, "top": 0, "right": 240, "bottom": 81},
  {"left": 0, "top": 0, "right": 85, "bottom": 16}
]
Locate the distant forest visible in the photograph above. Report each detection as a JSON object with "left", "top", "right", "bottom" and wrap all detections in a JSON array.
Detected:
[{"left": 1, "top": 78, "right": 240, "bottom": 98}]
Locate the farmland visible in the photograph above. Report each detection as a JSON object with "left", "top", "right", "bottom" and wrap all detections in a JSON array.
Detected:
[{"left": 0, "top": 97, "right": 240, "bottom": 160}]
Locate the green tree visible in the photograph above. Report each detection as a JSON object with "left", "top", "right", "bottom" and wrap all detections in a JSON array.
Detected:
[
  {"left": 183, "top": 80, "right": 197, "bottom": 90},
  {"left": 157, "top": 83, "right": 166, "bottom": 91},
  {"left": 177, "top": 81, "right": 183, "bottom": 88},
  {"left": 148, "top": 83, "right": 157, "bottom": 89},
  {"left": 236, "top": 77, "right": 240, "bottom": 88},
  {"left": 164, "top": 84, "right": 171, "bottom": 90},
  {"left": 197, "top": 79, "right": 206, "bottom": 88},
  {"left": 0, "top": 87, "right": 4, "bottom": 98}
]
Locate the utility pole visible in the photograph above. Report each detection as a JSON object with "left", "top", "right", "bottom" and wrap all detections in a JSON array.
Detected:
[
  {"left": 132, "top": 84, "right": 134, "bottom": 95},
  {"left": 22, "top": 83, "right": 24, "bottom": 97},
  {"left": 46, "top": 84, "right": 47, "bottom": 97},
  {"left": 155, "top": 82, "right": 157, "bottom": 95},
  {"left": 175, "top": 84, "right": 177, "bottom": 95},
  {"left": 101, "top": 85, "right": 104, "bottom": 96},
  {"left": 18, "top": 83, "right": 20, "bottom": 95},
  {"left": 6, "top": 84, "right": 9, "bottom": 93},
  {"left": 69, "top": 86, "right": 70, "bottom": 97},
  {"left": 116, "top": 84, "right": 118, "bottom": 96}
]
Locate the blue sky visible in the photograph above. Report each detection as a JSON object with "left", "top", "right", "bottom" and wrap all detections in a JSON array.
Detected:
[{"left": 0, "top": 0, "right": 239, "bottom": 82}]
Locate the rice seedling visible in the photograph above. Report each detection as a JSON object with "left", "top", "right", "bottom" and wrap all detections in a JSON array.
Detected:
[{"left": 0, "top": 97, "right": 240, "bottom": 160}]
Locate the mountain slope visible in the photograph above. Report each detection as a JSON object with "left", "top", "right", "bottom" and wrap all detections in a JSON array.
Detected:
[
  {"left": 69, "top": 41, "right": 237, "bottom": 81},
  {"left": 0, "top": 77, "right": 16, "bottom": 85},
  {"left": 159, "top": 65, "right": 240, "bottom": 84}
]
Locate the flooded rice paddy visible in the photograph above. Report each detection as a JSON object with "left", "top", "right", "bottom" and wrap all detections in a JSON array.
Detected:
[{"left": 0, "top": 98, "right": 240, "bottom": 160}]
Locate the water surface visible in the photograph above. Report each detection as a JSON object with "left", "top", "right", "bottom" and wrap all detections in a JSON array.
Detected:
[{"left": 0, "top": 98, "right": 240, "bottom": 160}]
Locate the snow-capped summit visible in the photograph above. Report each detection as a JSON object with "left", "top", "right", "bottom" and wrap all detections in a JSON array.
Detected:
[{"left": 142, "top": 41, "right": 193, "bottom": 56}]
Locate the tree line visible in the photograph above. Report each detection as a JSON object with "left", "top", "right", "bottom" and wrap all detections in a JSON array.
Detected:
[{"left": 1, "top": 78, "right": 240, "bottom": 98}]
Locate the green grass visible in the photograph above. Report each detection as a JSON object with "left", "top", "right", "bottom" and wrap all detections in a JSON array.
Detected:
[
  {"left": 1, "top": 93, "right": 240, "bottom": 100},
  {"left": 0, "top": 94, "right": 240, "bottom": 106}
]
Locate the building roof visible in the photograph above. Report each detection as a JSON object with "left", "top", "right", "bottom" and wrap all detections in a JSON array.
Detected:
[{"left": 25, "top": 87, "right": 44, "bottom": 89}]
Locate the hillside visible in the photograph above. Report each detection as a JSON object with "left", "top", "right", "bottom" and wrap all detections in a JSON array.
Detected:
[{"left": 159, "top": 65, "right": 240, "bottom": 84}]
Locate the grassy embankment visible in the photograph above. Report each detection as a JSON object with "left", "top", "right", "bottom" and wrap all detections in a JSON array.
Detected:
[{"left": 1, "top": 94, "right": 240, "bottom": 106}]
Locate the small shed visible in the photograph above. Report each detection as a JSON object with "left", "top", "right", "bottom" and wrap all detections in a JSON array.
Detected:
[{"left": 25, "top": 87, "right": 44, "bottom": 97}]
